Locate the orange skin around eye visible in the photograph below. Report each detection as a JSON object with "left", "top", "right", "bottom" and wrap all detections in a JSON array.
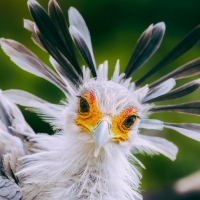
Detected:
[
  {"left": 111, "top": 107, "right": 137, "bottom": 142},
  {"left": 75, "top": 92, "right": 137, "bottom": 142},
  {"left": 75, "top": 92, "right": 102, "bottom": 133}
]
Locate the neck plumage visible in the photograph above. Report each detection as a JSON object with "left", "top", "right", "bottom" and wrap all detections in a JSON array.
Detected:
[{"left": 19, "top": 133, "right": 142, "bottom": 200}]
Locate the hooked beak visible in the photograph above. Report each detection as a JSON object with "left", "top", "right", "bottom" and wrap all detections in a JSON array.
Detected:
[{"left": 93, "top": 120, "right": 111, "bottom": 157}]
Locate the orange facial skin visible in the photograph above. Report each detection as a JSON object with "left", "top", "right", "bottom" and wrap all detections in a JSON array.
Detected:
[
  {"left": 75, "top": 92, "right": 102, "bottom": 133},
  {"left": 75, "top": 92, "right": 138, "bottom": 142},
  {"left": 111, "top": 107, "right": 137, "bottom": 142}
]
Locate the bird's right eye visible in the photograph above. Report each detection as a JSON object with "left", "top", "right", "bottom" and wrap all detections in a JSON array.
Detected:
[
  {"left": 79, "top": 97, "right": 90, "bottom": 114},
  {"left": 122, "top": 115, "right": 136, "bottom": 129}
]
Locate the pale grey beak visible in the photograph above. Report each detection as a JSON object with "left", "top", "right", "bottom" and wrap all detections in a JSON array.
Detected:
[{"left": 93, "top": 120, "right": 111, "bottom": 157}]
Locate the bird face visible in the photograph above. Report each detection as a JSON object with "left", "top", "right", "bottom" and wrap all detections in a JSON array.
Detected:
[{"left": 74, "top": 81, "right": 141, "bottom": 156}]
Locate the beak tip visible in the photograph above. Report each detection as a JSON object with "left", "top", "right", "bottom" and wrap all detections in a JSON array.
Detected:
[{"left": 94, "top": 148, "right": 100, "bottom": 157}]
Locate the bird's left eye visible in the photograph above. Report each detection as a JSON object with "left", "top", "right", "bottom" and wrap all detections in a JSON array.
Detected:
[
  {"left": 122, "top": 115, "right": 136, "bottom": 129},
  {"left": 79, "top": 97, "right": 90, "bottom": 114}
]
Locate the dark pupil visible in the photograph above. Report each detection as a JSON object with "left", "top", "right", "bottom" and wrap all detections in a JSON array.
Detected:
[
  {"left": 123, "top": 115, "right": 136, "bottom": 128},
  {"left": 80, "top": 98, "right": 89, "bottom": 113}
]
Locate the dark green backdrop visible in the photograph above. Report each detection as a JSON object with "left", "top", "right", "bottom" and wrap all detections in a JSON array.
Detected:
[{"left": 0, "top": 0, "right": 200, "bottom": 196}]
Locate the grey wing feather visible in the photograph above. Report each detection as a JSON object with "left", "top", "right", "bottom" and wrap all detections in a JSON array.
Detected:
[
  {"left": 0, "top": 99, "right": 13, "bottom": 135},
  {"left": 0, "top": 176, "right": 22, "bottom": 200},
  {"left": 2, "top": 155, "right": 15, "bottom": 183},
  {"left": 2, "top": 149, "right": 20, "bottom": 183},
  {"left": 0, "top": 91, "right": 34, "bottom": 139},
  {"left": 0, "top": 90, "right": 35, "bottom": 157},
  {"left": 0, "top": 92, "right": 39, "bottom": 200}
]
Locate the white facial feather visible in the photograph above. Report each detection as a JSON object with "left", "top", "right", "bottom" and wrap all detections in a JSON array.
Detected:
[{"left": 79, "top": 80, "right": 141, "bottom": 116}]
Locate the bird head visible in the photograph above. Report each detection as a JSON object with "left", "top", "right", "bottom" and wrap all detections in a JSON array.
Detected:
[{"left": 69, "top": 80, "right": 141, "bottom": 157}]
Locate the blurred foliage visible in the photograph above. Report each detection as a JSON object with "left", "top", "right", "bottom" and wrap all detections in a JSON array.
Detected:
[{"left": 0, "top": 0, "right": 200, "bottom": 196}]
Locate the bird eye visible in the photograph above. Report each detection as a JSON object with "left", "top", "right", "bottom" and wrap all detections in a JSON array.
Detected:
[
  {"left": 79, "top": 97, "right": 90, "bottom": 114},
  {"left": 122, "top": 115, "right": 136, "bottom": 129}
]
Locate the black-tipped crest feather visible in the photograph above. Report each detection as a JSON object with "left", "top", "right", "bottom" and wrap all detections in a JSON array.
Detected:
[
  {"left": 68, "top": 7, "right": 97, "bottom": 77},
  {"left": 150, "top": 57, "right": 200, "bottom": 88},
  {"left": 69, "top": 26, "right": 97, "bottom": 77},
  {"left": 36, "top": 29, "right": 82, "bottom": 87},
  {"left": 48, "top": 0, "right": 76, "bottom": 59},
  {"left": 143, "top": 79, "right": 200, "bottom": 103},
  {"left": 28, "top": 0, "right": 83, "bottom": 82},
  {"left": 1, "top": 39, "right": 69, "bottom": 94},
  {"left": 164, "top": 123, "right": 200, "bottom": 141},
  {"left": 24, "top": 19, "right": 46, "bottom": 52},
  {"left": 124, "top": 24, "right": 153, "bottom": 76},
  {"left": 150, "top": 101, "right": 200, "bottom": 116},
  {"left": 125, "top": 22, "right": 165, "bottom": 78},
  {"left": 136, "top": 24, "right": 200, "bottom": 86}
]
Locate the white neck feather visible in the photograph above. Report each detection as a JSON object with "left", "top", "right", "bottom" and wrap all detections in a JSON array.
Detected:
[{"left": 19, "top": 132, "right": 142, "bottom": 200}]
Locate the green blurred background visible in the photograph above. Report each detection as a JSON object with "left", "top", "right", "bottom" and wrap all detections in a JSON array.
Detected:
[{"left": 0, "top": 0, "right": 200, "bottom": 197}]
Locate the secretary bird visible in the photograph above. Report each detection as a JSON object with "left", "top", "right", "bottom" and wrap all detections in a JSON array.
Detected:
[{"left": 0, "top": 0, "right": 200, "bottom": 199}]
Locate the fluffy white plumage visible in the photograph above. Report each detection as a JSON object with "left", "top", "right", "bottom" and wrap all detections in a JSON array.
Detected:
[
  {"left": 0, "top": 0, "right": 200, "bottom": 199},
  {"left": 0, "top": 64, "right": 185, "bottom": 200}
]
